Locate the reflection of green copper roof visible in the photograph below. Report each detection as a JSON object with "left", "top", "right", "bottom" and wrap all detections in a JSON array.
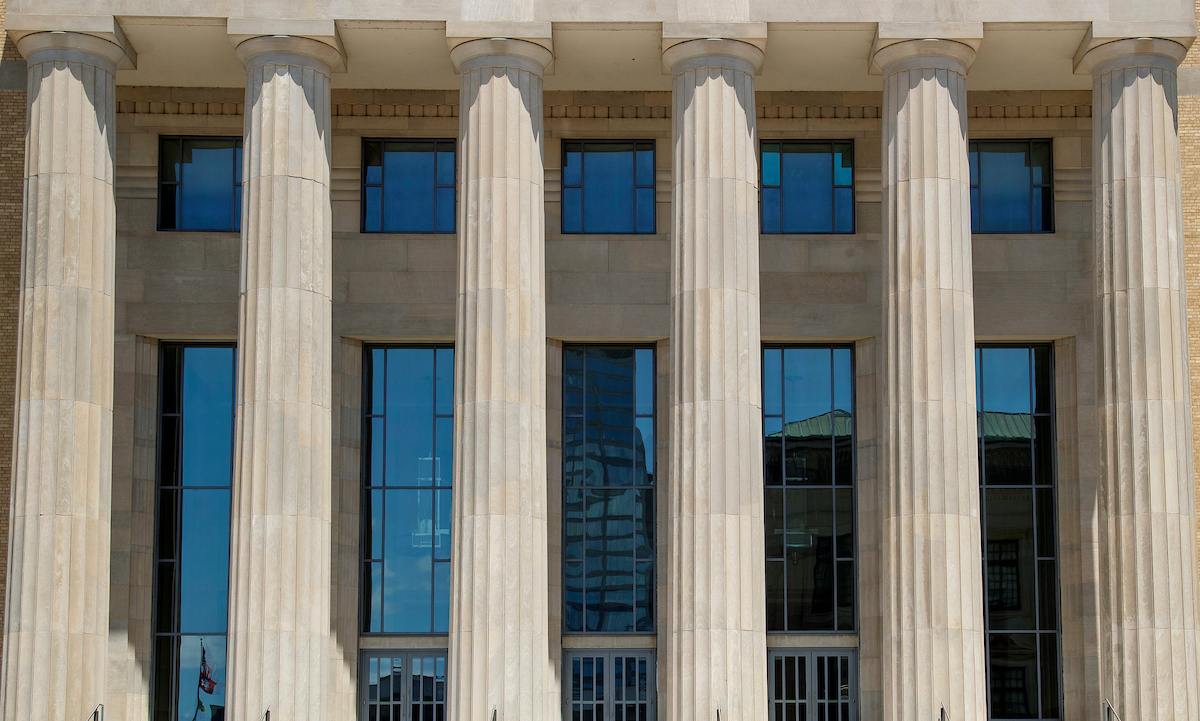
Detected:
[
  {"left": 767, "top": 411, "right": 853, "bottom": 439},
  {"left": 980, "top": 411, "right": 1032, "bottom": 441}
]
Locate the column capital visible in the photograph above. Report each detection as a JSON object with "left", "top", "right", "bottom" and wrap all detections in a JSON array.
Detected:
[
  {"left": 8, "top": 13, "right": 136, "bottom": 69},
  {"left": 1076, "top": 36, "right": 1189, "bottom": 78},
  {"left": 228, "top": 18, "right": 346, "bottom": 73},
  {"left": 447, "top": 32, "right": 554, "bottom": 76},
  {"left": 661, "top": 23, "right": 766, "bottom": 75},
  {"left": 871, "top": 38, "right": 977, "bottom": 78},
  {"left": 869, "top": 23, "right": 982, "bottom": 75},
  {"left": 1073, "top": 20, "right": 1194, "bottom": 75}
]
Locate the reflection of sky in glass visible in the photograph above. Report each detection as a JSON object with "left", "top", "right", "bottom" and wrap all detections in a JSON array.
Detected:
[
  {"left": 784, "top": 348, "right": 832, "bottom": 423},
  {"left": 181, "top": 347, "right": 234, "bottom": 487},
  {"left": 175, "top": 636, "right": 226, "bottom": 720},
  {"left": 179, "top": 142, "right": 239, "bottom": 231},
  {"left": 980, "top": 348, "right": 1031, "bottom": 414}
]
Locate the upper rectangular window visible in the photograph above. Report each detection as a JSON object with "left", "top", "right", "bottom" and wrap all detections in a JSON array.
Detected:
[
  {"left": 362, "top": 346, "right": 455, "bottom": 634},
  {"left": 969, "top": 140, "right": 1053, "bottom": 234},
  {"left": 362, "top": 139, "right": 456, "bottom": 233},
  {"left": 153, "top": 344, "right": 236, "bottom": 721},
  {"left": 561, "top": 140, "right": 656, "bottom": 234},
  {"left": 563, "top": 345, "right": 656, "bottom": 633},
  {"left": 158, "top": 137, "right": 243, "bottom": 232},
  {"left": 976, "top": 345, "right": 1061, "bottom": 720},
  {"left": 761, "top": 141, "right": 855, "bottom": 234},
  {"left": 762, "top": 346, "right": 855, "bottom": 633}
]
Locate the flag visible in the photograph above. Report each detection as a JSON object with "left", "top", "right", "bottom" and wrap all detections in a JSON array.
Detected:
[{"left": 199, "top": 641, "right": 218, "bottom": 695}]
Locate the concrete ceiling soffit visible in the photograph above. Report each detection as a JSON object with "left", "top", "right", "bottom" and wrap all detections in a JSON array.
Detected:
[
  {"left": 445, "top": 21, "right": 554, "bottom": 73},
  {"left": 660, "top": 22, "right": 768, "bottom": 74},
  {"left": 868, "top": 21, "right": 984, "bottom": 75},
  {"left": 227, "top": 17, "right": 347, "bottom": 73},
  {"left": 1071, "top": 20, "right": 1196, "bottom": 75},
  {"left": 7, "top": 12, "right": 137, "bottom": 68}
]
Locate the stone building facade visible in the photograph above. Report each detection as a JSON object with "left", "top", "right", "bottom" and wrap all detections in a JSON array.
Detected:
[{"left": 0, "top": 1, "right": 1199, "bottom": 721}]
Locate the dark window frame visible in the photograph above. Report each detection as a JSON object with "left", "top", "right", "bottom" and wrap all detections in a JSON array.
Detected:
[
  {"left": 360, "top": 344, "right": 456, "bottom": 636},
  {"left": 976, "top": 342, "right": 1063, "bottom": 721},
  {"left": 759, "top": 139, "right": 856, "bottom": 235},
  {"left": 562, "top": 648, "right": 657, "bottom": 721},
  {"left": 560, "top": 139, "right": 657, "bottom": 235},
  {"left": 360, "top": 138, "right": 457, "bottom": 234},
  {"left": 359, "top": 649, "right": 449, "bottom": 721},
  {"left": 969, "top": 138, "right": 1055, "bottom": 235},
  {"left": 762, "top": 344, "right": 858, "bottom": 634},
  {"left": 150, "top": 342, "right": 237, "bottom": 721},
  {"left": 767, "top": 648, "right": 859, "bottom": 721},
  {"left": 561, "top": 344, "right": 658, "bottom": 635},
  {"left": 157, "top": 135, "right": 243, "bottom": 232}
]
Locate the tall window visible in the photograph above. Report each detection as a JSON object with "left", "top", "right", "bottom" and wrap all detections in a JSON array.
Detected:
[
  {"left": 969, "top": 140, "right": 1053, "bottom": 233},
  {"left": 153, "top": 345, "right": 235, "bottom": 721},
  {"left": 760, "top": 141, "right": 855, "bottom": 234},
  {"left": 362, "top": 139, "right": 456, "bottom": 233},
  {"left": 563, "top": 346, "right": 656, "bottom": 633},
  {"left": 362, "top": 347, "right": 455, "bottom": 634},
  {"left": 762, "top": 346, "right": 855, "bottom": 632},
  {"left": 158, "top": 137, "right": 243, "bottom": 231},
  {"left": 977, "top": 345, "right": 1060, "bottom": 720},
  {"left": 564, "top": 650, "right": 656, "bottom": 721},
  {"left": 360, "top": 651, "right": 447, "bottom": 721},
  {"left": 561, "top": 140, "right": 656, "bottom": 234}
]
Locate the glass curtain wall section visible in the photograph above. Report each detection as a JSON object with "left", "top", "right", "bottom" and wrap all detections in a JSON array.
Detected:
[
  {"left": 158, "top": 137, "right": 243, "bottom": 231},
  {"left": 152, "top": 345, "right": 236, "bottom": 721},
  {"left": 361, "top": 139, "right": 456, "bottom": 233},
  {"left": 561, "top": 140, "right": 656, "bottom": 234},
  {"left": 762, "top": 347, "right": 855, "bottom": 632},
  {"left": 564, "top": 650, "right": 656, "bottom": 721},
  {"left": 976, "top": 345, "right": 1061, "bottom": 720},
  {"left": 361, "top": 650, "right": 448, "bottom": 721},
  {"left": 968, "top": 140, "right": 1054, "bottom": 234},
  {"left": 760, "top": 141, "right": 855, "bottom": 234},
  {"left": 361, "top": 347, "right": 455, "bottom": 634},
  {"left": 563, "top": 346, "right": 656, "bottom": 633}
]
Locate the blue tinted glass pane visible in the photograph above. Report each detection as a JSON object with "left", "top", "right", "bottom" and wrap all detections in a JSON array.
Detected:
[
  {"left": 369, "top": 562, "right": 382, "bottom": 631},
  {"left": 635, "top": 187, "right": 655, "bottom": 233},
  {"left": 636, "top": 148, "right": 654, "bottom": 186},
  {"left": 365, "top": 186, "right": 382, "bottom": 232},
  {"left": 564, "top": 416, "right": 584, "bottom": 486},
  {"left": 780, "top": 146, "right": 833, "bottom": 233},
  {"left": 586, "top": 488, "right": 636, "bottom": 632},
  {"left": 981, "top": 347, "right": 1032, "bottom": 414},
  {"left": 763, "top": 348, "right": 782, "bottom": 416},
  {"left": 435, "top": 416, "right": 453, "bottom": 487},
  {"left": 833, "top": 144, "right": 853, "bottom": 186},
  {"left": 369, "top": 489, "right": 383, "bottom": 558},
  {"left": 565, "top": 488, "right": 584, "bottom": 561},
  {"left": 436, "top": 348, "right": 454, "bottom": 415},
  {"left": 178, "top": 489, "right": 231, "bottom": 632},
  {"left": 784, "top": 348, "right": 833, "bottom": 425},
  {"left": 436, "top": 147, "right": 455, "bottom": 186},
  {"left": 234, "top": 144, "right": 243, "bottom": 184},
  {"left": 585, "top": 347, "right": 635, "bottom": 487},
  {"left": 833, "top": 348, "right": 852, "bottom": 413},
  {"left": 173, "top": 636, "right": 226, "bottom": 720},
  {"left": 181, "top": 347, "right": 234, "bottom": 487},
  {"left": 635, "top": 416, "right": 654, "bottom": 484},
  {"left": 564, "top": 149, "right": 583, "bottom": 186},
  {"left": 565, "top": 561, "right": 584, "bottom": 631},
  {"left": 563, "top": 187, "right": 583, "bottom": 233},
  {"left": 979, "top": 142, "right": 1032, "bottom": 232},
  {"left": 762, "top": 187, "right": 781, "bottom": 233},
  {"left": 383, "top": 144, "right": 436, "bottom": 232},
  {"left": 636, "top": 560, "right": 654, "bottom": 631},
  {"left": 434, "top": 488, "right": 452, "bottom": 561},
  {"left": 970, "top": 146, "right": 979, "bottom": 185},
  {"left": 383, "top": 488, "right": 433, "bottom": 632},
  {"left": 762, "top": 146, "right": 781, "bottom": 186},
  {"left": 565, "top": 347, "right": 585, "bottom": 416},
  {"left": 371, "top": 348, "right": 387, "bottom": 412},
  {"left": 385, "top": 349, "right": 434, "bottom": 486},
  {"left": 635, "top": 349, "right": 654, "bottom": 416},
  {"left": 834, "top": 187, "right": 854, "bottom": 233},
  {"left": 369, "top": 418, "right": 385, "bottom": 486},
  {"left": 971, "top": 188, "right": 980, "bottom": 233},
  {"left": 432, "top": 561, "right": 450, "bottom": 632},
  {"left": 436, "top": 187, "right": 455, "bottom": 232},
  {"left": 582, "top": 145, "right": 636, "bottom": 233},
  {"left": 180, "top": 140, "right": 237, "bottom": 230}
]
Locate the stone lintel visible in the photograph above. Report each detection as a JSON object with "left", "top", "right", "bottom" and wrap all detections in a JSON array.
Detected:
[
  {"left": 6, "top": 13, "right": 136, "bottom": 69},
  {"left": 868, "top": 21, "right": 983, "bottom": 75},
  {"left": 661, "top": 22, "right": 767, "bottom": 75},
  {"left": 1073, "top": 22, "right": 1193, "bottom": 75},
  {"left": 227, "top": 17, "right": 347, "bottom": 72}
]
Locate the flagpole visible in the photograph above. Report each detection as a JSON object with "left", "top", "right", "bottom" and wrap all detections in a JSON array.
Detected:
[{"left": 191, "top": 638, "right": 204, "bottom": 721}]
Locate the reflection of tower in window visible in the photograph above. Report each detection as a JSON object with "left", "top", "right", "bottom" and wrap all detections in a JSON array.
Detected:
[
  {"left": 419, "top": 455, "right": 442, "bottom": 484},
  {"left": 987, "top": 539, "right": 1021, "bottom": 611}
]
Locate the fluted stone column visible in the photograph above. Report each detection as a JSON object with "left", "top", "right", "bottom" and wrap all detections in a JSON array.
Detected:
[
  {"left": 1081, "top": 37, "right": 1200, "bottom": 720},
  {"left": 226, "top": 35, "right": 337, "bottom": 721},
  {"left": 662, "top": 38, "right": 767, "bottom": 721},
  {"left": 875, "top": 40, "right": 987, "bottom": 721},
  {"left": 447, "top": 38, "right": 553, "bottom": 721},
  {"left": 0, "top": 30, "right": 123, "bottom": 721}
]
